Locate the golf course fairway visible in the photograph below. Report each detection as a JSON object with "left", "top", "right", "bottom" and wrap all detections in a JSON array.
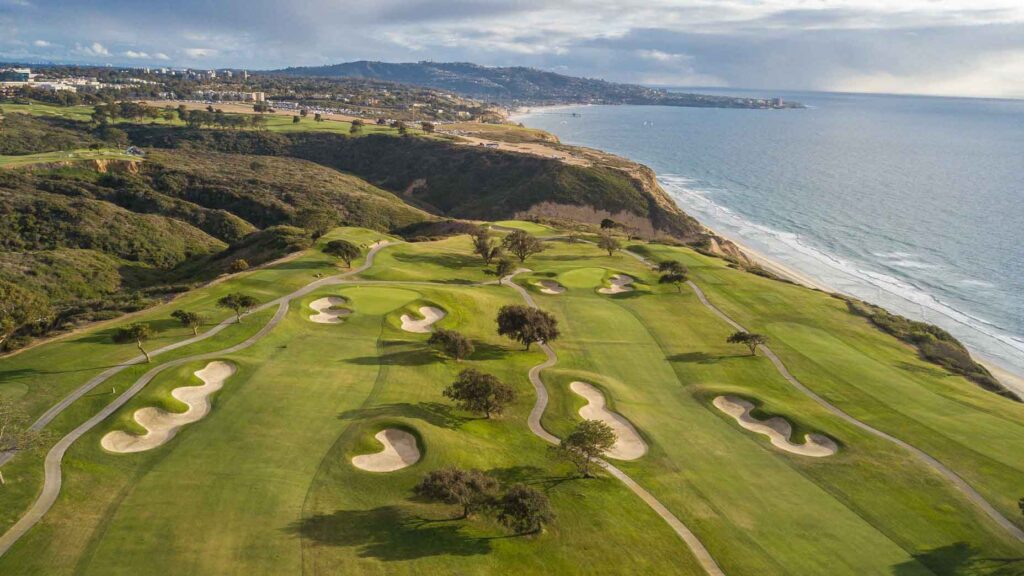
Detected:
[{"left": 1, "top": 223, "right": 1023, "bottom": 575}]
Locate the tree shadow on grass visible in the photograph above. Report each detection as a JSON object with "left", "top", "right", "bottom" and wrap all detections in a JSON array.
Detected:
[
  {"left": 486, "top": 465, "right": 577, "bottom": 491},
  {"left": 0, "top": 364, "right": 124, "bottom": 383},
  {"left": 285, "top": 506, "right": 491, "bottom": 560},
  {"left": 666, "top": 352, "right": 719, "bottom": 364},
  {"left": 338, "top": 402, "right": 473, "bottom": 429},
  {"left": 469, "top": 342, "right": 510, "bottom": 361},
  {"left": 393, "top": 252, "right": 481, "bottom": 271},
  {"left": 890, "top": 542, "right": 1024, "bottom": 576},
  {"left": 345, "top": 348, "right": 436, "bottom": 366}
]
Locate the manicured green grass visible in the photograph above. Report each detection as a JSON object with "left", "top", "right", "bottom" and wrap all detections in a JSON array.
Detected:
[
  {"left": 3, "top": 222, "right": 1024, "bottom": 575},
  {"left": 0, "top": 102, "right": 96, "bottom": 121},
  {"left": 0, "top": 148, "right": 137, "bottom": 168}
]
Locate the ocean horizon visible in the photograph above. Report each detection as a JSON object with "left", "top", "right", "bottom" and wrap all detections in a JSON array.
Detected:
[{"left": 514, "top": 90, "right": 1024, "bottom": 381}]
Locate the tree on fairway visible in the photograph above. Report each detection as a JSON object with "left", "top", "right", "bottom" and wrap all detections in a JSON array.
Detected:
[
  {"left": 497, "top": 484, "right": 555, "bottom": 534},
  {"left": 658, "top": 260, "right": 688, "bottom": 275},
  {"left": 472, "top": 230, "right": 502, "bottom": 265},
  {"left": 727, "top": 331, "right": 768, "bottom": 355},
  {"left": 501, "top": 230, "right": 545, "bottom": 263},
  {"left": 600, "top": 218, "right": 617, "bottom": 230},
  {"left": 228, "top": 259, "right": 250, "bottom": 273},
  {"left": 443, "top": 369, "right": 516, "bottom": 418},
  {"left": 567, "top": 225, "right": 587, "bottom": 244},
  {"left": 294, "top": 207, "right": 338, "bottom": 239},
  {"left": 0, "top": 399, "right": 47, "bottom": 486},
  {"left": 414, "top": 466, "right": 499, "bottom": 518},
  {"left": 349, "top": 119, "right": 363, "bottom": 135},
  {"left": 292, "top": 115, "right": 300, "bottom": 123},
  {"left": 552, "top": 420, "right": 616, "bottom": 478},
  {"left": 659, "top": 272, "right": 688, "bottom": 293},
  {"left": 314, "top": 113, "right": 323, "bottom": 122},
  {"left": 300, "top": 109, "right": 308, "bottom": 117},
  {"left": 171, "top": 309, "right": 205, "bottom": 335},
  {"left": 428, "top": 328, "right": 475, "bottom": 362},
  {"left": 0, "top": 280, "right": 50, "bottom": 348},
  {"left": 323, "top": 239, "right": 361, "bottom": 267},
  {"left": 218, "top": 293, "right": 259, "bottom": 323},
  {"left": 496, "top": 305, "right": 559, "bottom": 350},
  {"left": 112, "top": 323, "right": 154, "bottom": 362},
  {"left": 597, "top": 231, "right": 620, "bottom": 256},
  {"left": 421, "top": 121, "right": 435, "bottom": 133},
  {"left": 495, "top": 257, "right": 516, "bottom": 279}
]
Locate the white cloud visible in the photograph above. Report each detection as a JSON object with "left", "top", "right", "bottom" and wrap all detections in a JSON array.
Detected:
[
  {"left": 73, "top": 41, "right": 109, "bottom": 56},
  {"left": 32, "top": 39, "right": 51, "bottom": 47},
  {"left": 123, "top": 50, "right": 149, "bottom": 58},
  {"left": 183, "top": 47, "right": 216, "bottom": 58},
  {"left": 153, "top": 52, "right": 170, "bottom": 60}
]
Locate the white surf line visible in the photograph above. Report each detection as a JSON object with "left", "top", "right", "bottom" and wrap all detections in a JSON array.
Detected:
[
  {"left": 712, "top": 396, "right": 837, "bottom": 458},
  {"left": 0, "top": 241, "right": 395, "bottom": 558},
  {"left": 101, "top": 361, "right": 236, "bottom": 454},
  {"left": 351, "top": 429, "right": 421, "bottom": 472},
  {"left": 501, "top": 271, "right": 725, "bottom": 576},
  {"left": 308, "top": 296, "right": 351, "bottom": 324},
  {"left": 570, "top": 381, "right": 647, "bottom": 460},
  {"left": 400, "top": 306, "right": 446, "bottom": 333},
  {"left": 686, "top": 279, "right": 1024, "bottom": 543}
]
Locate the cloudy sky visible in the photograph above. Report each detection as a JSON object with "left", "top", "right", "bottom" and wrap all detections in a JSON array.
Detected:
[{"left": 2, "top": 0, "right": 1023, "bottom": 98}]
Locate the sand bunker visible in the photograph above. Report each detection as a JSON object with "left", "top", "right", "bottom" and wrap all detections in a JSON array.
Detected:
[
  {"left": 713, "top": 396, "right": 837, "bottom": 458},
  {"left": 308, "top": 296, "right": 352, "bottom": 324},
  {"left": 598, "top": 274, "right": 634, "bottom": 294},
  {"left": 533, "top": 280, "right": 566, "bottom": 295},
  {"left": 351, "top": 429, "right": 421, "bottom": 472},
  {"left": 101, "top": 361, "right": 236, "bottom": 454},
  {"left": 400, "top": 306, "right": 446, "bottom": 333},
  {"left": 570, "top": 381, "right": 647, "bottom": 460}
]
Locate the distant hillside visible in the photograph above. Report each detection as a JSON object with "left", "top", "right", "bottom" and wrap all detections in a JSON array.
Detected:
[
  {"left": 124, "top": 126, "right": 704, "bottom": 241},
  {"left": 269, "top": 61, "right": 801, "bottom": 109}
]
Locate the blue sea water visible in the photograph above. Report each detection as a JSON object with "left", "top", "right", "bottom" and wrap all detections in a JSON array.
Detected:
[{"left": 514, "top": 91, "right": 1024, "bottom": 377}]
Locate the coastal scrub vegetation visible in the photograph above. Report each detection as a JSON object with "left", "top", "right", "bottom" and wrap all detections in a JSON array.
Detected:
[{"left": 845, "top": 298, "right": 1017, "bottom": 399}]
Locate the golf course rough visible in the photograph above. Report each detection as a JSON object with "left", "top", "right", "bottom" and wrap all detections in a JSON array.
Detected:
[
  {"left": 399, "top": 306, "right": 446, "bottom": 333},
  {"left": 351, "top": 429, "right": 421, "bottom": 472},
  {"left": 598, "top": 274, "right": 634, "bottom": 294},
  {"left": 100, "top": 361, "right": 236, "bottom": 454},
  {"left": 308, "top": 296, "right": 352, "bottom": 324},
  {"left": 713, "top": 395, "right": 838, "bottom": 457},
  {"left": 569, "top": 381, "right": 647, "bottom": 460}
]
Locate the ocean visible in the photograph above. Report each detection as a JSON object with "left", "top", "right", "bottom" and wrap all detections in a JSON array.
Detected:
[{"left": 513, "top": 90, "right": 1024, "bottom": 378}]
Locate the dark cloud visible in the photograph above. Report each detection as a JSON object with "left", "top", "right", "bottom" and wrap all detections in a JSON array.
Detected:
[{"left": 1, "top": 1, "right": 1022, "bottom": 97}]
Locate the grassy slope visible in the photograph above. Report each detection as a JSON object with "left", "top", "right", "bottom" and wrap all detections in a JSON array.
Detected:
[
  {"left": 2, "top": 224, "right": 1024, "bottom": 575},
  {"left": 0, "top": 149, "right": 136, "bottom": 168},
  {"left": 634, "top": 242, "right": 1024, "bottom": 537}
]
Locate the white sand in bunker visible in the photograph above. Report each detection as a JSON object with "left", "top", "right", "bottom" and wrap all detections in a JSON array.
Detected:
[
  {"left": 351, "top": 429, "right": 421, "bottom": 472},
  {"left": 570, "top": 381, "right": 647, "bottom": 460},
  {"left": 533, "top": 280, "right": 566, "bottom": 295},
  {"left": 713, "top": 395, "right": 838, "bottom": 458},
  {"left": 598, "top": 274, "right": 634, "bottom": 294},
  {"left": 101, "top": 361, "right": 236, "bottom": 454},
  {"left": 308, "top": 296, "right": 352, "bottom": 324},
  {"left": 400, "top": 306, "right": 446, "bottom": 333}
]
